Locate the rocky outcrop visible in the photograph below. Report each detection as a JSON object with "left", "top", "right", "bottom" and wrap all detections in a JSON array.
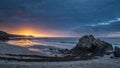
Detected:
[
  {"left": 0, "top": 31, "right": 9, "bottom": 41},
  {"left": 71, "top": 35, "right": 113, "bottom": 57},
  {"left": 114, "top": 46, "right": 120, "bottom": 57},
  {"left": 0, "top": 31, "right": 34, "bottom": 41}
]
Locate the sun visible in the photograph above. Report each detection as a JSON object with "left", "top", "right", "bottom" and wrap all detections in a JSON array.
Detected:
[
  {"left": 24, "top": 32, "right": 31, "bottom": 36},
  {"left": 23, "top": 31, "right": 37, "bottom": 37},
  {"left": 18, "top": 29, "right": 37, "bottom": 37},
  {"left": 25, "top": 33, "right": 31, "bottom": 36}
]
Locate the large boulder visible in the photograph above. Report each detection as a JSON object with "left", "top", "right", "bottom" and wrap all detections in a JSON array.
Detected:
[
  {"left": 114, "top": 46, "right": 120, "bottom": 57},
  {"left": 71, "top": 35, "right": 113, "bottom": 56}
]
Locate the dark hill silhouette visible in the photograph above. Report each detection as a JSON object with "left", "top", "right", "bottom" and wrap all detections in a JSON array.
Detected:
[{"left": 0, "top": 31, "right": 33, "bottom": 41}]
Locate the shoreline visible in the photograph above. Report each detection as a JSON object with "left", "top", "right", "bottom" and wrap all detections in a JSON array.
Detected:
[{"left": 0, "top": 35, "right": 120, "bottom": 68}]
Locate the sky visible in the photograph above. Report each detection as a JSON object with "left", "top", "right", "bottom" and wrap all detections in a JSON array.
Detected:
[{"left": 0, "top": 0, "right": 120, "bottom": 37}]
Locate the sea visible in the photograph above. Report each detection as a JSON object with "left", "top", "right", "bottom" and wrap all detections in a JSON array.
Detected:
[{"left": 7, "top": 37, "right": 120, "bottom": 49}]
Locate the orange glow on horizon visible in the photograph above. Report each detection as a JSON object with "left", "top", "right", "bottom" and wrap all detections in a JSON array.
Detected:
[
  {"left": 11, "top": 29, "right": 39, "bottom": 37},
  {"left": 6, "top": 28, "right": 68, "bottom": 37},
  {"left": 5, "top": 27, "right": 46, "bottom": 37},
  {"left": 1, "top": 25, "right": 73, "bottom": 37}
]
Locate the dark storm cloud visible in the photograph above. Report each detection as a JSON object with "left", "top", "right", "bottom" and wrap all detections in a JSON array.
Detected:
[{"left": 0, "top": 0, "right": 120, "bottom": 37}]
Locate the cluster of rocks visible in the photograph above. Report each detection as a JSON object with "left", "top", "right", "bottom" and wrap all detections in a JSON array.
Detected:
[{"left": 68, "top": 35, "right": 120, "bottom": 58}]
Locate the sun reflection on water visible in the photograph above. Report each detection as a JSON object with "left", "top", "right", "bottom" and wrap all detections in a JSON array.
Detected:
[{"left": 7, "top": 39, "right": 39, "bottom": 47}]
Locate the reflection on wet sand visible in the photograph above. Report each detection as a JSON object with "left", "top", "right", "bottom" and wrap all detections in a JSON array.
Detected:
[{"left": 7, "top": 39, "right": 39, "bottom": 47}]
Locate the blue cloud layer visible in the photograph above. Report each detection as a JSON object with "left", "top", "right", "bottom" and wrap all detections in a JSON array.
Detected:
[{"left": 0, "top": 0, "right": 120, "bottom": 37}]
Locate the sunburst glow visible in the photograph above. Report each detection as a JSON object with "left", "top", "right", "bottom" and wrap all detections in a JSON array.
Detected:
[
  {"left": 6, "top": 27, "right": 68, "bottom": 37},
  {"left": 13, "top": 29, "right": 40, "bottom": 37}
]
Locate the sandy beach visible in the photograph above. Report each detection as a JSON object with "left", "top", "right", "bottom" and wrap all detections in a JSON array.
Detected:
[
  {"left": 0, "top": 40, "right": 120, "bottom": 68},
  {"left": 0, "top": 57, "right": 120, "bottom": 68}
]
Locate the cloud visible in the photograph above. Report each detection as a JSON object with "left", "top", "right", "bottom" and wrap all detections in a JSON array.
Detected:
[
  {"left": 0, "top": 0, "right": 120, "bottom": 37},
  {"left": 107, "top": 32, "right": 120, "bottom": 37},
  {"left": 71, "top": 18, "right": 120, "bottom": 36},
  {"left": 87, "top": 18, "right": 120, "bottom": 27}
]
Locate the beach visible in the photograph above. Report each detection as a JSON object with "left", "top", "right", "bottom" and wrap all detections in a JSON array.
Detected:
[
  {"left": 0, "top": 37, "right": 120, "bottom": 68},
  {"left": 0, "top": 57, "right": 120, "bottom": 68}
]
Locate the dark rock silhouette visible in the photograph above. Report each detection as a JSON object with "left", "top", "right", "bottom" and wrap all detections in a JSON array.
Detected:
[
  {"left": 71, "top": 35, "right": 113, "bottom": 57},
  {"left": 0, "top": 31, "right": 34, "bottom": 41},
  {"left": 114, "top": 46, "right": 120, "bottom": 57},
  {"left": 0, "top": 31, "right": 9, "bottom": 41}
]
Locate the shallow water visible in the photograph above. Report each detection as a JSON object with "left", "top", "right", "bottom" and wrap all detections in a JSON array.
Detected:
[{"left": 7, "top": 37, "right": 120, "bottom": 49}]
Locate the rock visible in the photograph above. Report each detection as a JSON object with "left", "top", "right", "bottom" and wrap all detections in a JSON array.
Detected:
[
  {"left": 0, "top": 31, "right": 9, "bottom": 41},
  {"left": 71, "top": 35, "right": 113, "bottom": 57},
  {"left": 114, "top": 46, "right": 120, "bottom": 57}
]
